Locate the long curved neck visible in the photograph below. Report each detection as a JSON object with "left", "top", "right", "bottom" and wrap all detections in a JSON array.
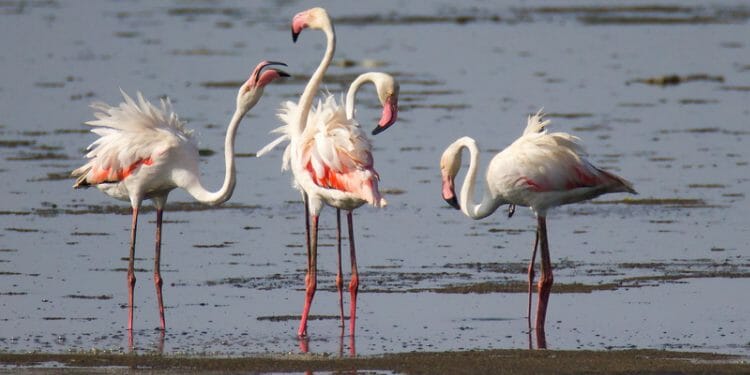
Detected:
[
  {"left": 184, "top": 108, "right": 244, "bottom": 206},
  {"left": 345, "top": 73, "right": 373, "bottom": 120},
  {"left": 294, "top": 24, "right": 335, "bottom": 137},
  {"left": 458, "top": 140, "right": 504, "bottom": 220}
]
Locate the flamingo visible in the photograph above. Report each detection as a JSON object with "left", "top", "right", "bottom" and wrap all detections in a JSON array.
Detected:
[
  {"left": 71, "top": 61, "right": 288, "bottom": 332},
  {"left": 440, "top": 111, "right": 636, "bottom": 348},
  {"left": 260, "top": 7, "right": 396, "bottom": 338},
  {"left": 258, "top": 71, "right": 399, "bottom": 335}
]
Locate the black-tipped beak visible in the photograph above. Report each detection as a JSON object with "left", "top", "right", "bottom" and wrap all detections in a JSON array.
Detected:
[
  {"left": 445, "top": 196, "right": 460, "bottom": 210},
  {"left": 441, "top": 174, "right": 459, "bottom": 210},
  {"left": 261, "top": 61, "right": 288, "bottom": 69},
  {"left": 292, "top": 28, "right": 300, "bottom": 43},
  {"left": 372, "top": 96, "right": 398, "bottom": 136},
  {"left": 371, "top": 125, "right": 388, "bottom": 136},
  {"left": 253, "top": 61, "right": 289, "bottom": 83},
  {"left": 277, "top": 70, "right": 291, "bottom": 78}
]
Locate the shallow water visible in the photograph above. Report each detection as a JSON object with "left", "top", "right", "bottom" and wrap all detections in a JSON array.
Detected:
[{"left": 1, "top": 0, "right": 749, "bottom": 357}]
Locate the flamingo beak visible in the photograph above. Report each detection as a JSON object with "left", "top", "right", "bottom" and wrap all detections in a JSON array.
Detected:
[
  {"left": 292, "top": 26, "right": 300, "bottom": 43},
  {"left": 250, "top": 61, "right": 289, "bottom": 87},
  {"left": 291, "top": 13, "right": 307, "bottom": 43},
  {"left": 442, "top": 173, "right": 460, "bottom": 210},
  {"left": 372, "top": 96, "right": 398, "bottom": 136}
]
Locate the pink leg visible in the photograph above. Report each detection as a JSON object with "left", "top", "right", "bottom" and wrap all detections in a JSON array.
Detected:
[
  {"left": 303, "top": 193, "right": 311, "bottom": 266},
  {"left": 527, "top": 230, "right": 539, "bottom": 330},
  {"left": 127, "top": 206, "right": 139, "bottom": 331},
  {"left": 535, "top": 215, "right": 552, "bottom": 349},
  {"left": 298, "top": 214, "right": 319, "bottom": 337},
  {"left": 154, "top": 208, "right": 166, "bottom": 331},
  {"left": 335, "top": 209, "right": 345, "bottom": 328},
  {"left": 347, "top": 211, "right": 359, "bottom": 337}
]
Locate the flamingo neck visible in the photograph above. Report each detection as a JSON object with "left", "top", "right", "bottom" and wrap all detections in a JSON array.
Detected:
[
  {"left": 458, "top": 139, "right": 504, "bottom": 220},
  {"left": 344, "top": 73, "right": 374, "bottom": 120},
  {"left": 294, "top": 23, "right": 335, "bottom": 137},
  {"left": 184, "top": 108, "right": 244, "bottom": 205}
]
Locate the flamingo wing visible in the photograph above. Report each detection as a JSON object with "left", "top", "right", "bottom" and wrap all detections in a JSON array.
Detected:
[
  {"left": 72, "top": 91, "right": 194, "bottom": 187},
  {"left": 502, "top": 131, "right": 624, "bottom": 193}
]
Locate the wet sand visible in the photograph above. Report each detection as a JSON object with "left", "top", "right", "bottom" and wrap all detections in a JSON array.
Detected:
[{"left": 2, "top": 349, "right": 749, "bottom": 374}]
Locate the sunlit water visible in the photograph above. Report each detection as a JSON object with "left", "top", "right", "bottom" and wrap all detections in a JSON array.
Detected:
[{"left": 1, "top": 0, "right": 749, "bottom": 356}]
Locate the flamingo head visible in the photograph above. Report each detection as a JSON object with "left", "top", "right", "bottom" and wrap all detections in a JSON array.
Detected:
[
  {"left": 371, "top": 73, "right": 400, "bottom": 136},
  {"left": 238, "top": 61, "right": 289, "bottom": 113},
  {"left": 440, "top": 142, "right": 463, "bottom": 210},
  {"left": 291, "top": 7, "right": 331, "bottom": 42}
]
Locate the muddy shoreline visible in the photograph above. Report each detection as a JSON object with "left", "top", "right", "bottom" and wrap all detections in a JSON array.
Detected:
[{"left": 2, "top": 349, "right": 749, "bottom": 374}]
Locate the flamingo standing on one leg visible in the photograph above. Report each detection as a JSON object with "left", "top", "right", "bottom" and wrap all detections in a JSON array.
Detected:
[
  {"left": 258, "top": 71, "right": 399, "bottom": 335},
  {"left": 439, "top": 111, "right": 636, "bottom": 348},
  {"left": 72, "top": 61, "right": 288, "bottom": 332}
]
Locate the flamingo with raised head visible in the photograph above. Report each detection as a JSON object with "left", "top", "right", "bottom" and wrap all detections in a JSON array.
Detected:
[
  {"left": 72, "top": 61, "right": 288, "bottom": 332},
  {"left": 258, "top": 71, "right": 399, "bottom": 335},
  {"left": 261, "top": 7, "right": 397, "bottom": 338},
  {"left": 440, "top": 111, "right": 636, "bottom": 348}
]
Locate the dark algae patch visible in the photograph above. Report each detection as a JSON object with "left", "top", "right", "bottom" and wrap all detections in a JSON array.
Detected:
[
  {"left": 627, "top": 73, "right": 724, "bottom": 86},
  {"left": 0, "top": 350, "right": 748, "bottom": 374},
  {"left": 592, "top": 197, "right": 710, "bottom": 207}
]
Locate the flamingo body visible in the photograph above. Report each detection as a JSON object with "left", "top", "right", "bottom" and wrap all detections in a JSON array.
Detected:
[
  {"left": 73, "top": 92, "right": 198, "bottom": 202},
  {"left": 264, "top": 96, "right": 386, "bottom": 211}
]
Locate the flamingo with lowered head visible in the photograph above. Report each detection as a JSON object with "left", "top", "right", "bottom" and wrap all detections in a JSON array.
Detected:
[
  {"left": 440, "top": 111, "right": 636, "bottom": 348},
  {"left": 72, "top": 61, "right": 288, "bottom": 332},
  {"left": 258, "top": 71, "right": 399, "bottom": 335}
]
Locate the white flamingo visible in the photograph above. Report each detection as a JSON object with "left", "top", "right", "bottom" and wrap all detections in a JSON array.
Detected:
[
  {"left": 440, "top": 111, "right": 636, "bottom": 348},
  {"left": 258, "top": 71, "right": 399, "bottom": 335},
  {"left": 72, "top": 61, "right": 288, "bottom": 331}
]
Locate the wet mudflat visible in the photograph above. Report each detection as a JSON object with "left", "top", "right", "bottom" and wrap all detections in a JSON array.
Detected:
[
  {"left": 1, "top": 0, "right": 750, "bottom": 372},
  {"left": 1, "top": 349, "right": 749, "bottom": 374}
]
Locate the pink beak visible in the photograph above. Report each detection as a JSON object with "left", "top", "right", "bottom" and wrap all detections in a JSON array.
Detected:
[
  {"left": 372, "top": 96, "right": 398, "bottom": 136},
  {"left": 442, "top": 173, "right": 459, "bottom": 210},
  {"left": 291, "top": 12, "right": 308, "bottom": 42}
]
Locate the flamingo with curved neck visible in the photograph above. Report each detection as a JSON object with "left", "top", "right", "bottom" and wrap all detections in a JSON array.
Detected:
[
  {"left": 72, "top": 61, "right": 288, "bottom": 333},
  {"left": 440, "top": 112, "right": 636, "bottom": 348}
]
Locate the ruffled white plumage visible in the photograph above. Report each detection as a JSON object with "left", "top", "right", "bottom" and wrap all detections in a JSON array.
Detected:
[
  {"left": 72, "top": 90, "right": 195, "bottom": 189},
  {"left": 258, "top": 93, "right": 382, "bottom": 207}
]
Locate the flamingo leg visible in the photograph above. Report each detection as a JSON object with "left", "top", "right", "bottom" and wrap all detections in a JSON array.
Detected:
[
  {"left": 535, "top": 215, "right": 552, "bottom": 349},
  {"left": 298, "top": 214, "right": 319, "bottom": 337},
  {"left": 127, "top": 206, "right": 139, "bottom": 331},
  {"left": 154, "top": 207, "right": 166, "bottom": 331},
  {"left": 335, "top": 209, "right": 345, "bottom": 328},
  {"left": 347, "top": 211, "right": 359, "bottom": 337},
  {"left": 527, "top": 229, "right": 539, "bottom": 330},
  {"left": 303, "top": 193, "right": 311, "bottom": 266}
]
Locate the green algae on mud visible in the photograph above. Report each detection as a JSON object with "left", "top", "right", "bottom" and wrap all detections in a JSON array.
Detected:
[{"left": 1, "top": 349, "right": 748, "bottom": 374}]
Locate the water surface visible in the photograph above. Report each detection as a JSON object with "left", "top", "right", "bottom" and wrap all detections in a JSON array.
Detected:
[{"left": 1, "top": 0, "right": 749, "bottom": 357}]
